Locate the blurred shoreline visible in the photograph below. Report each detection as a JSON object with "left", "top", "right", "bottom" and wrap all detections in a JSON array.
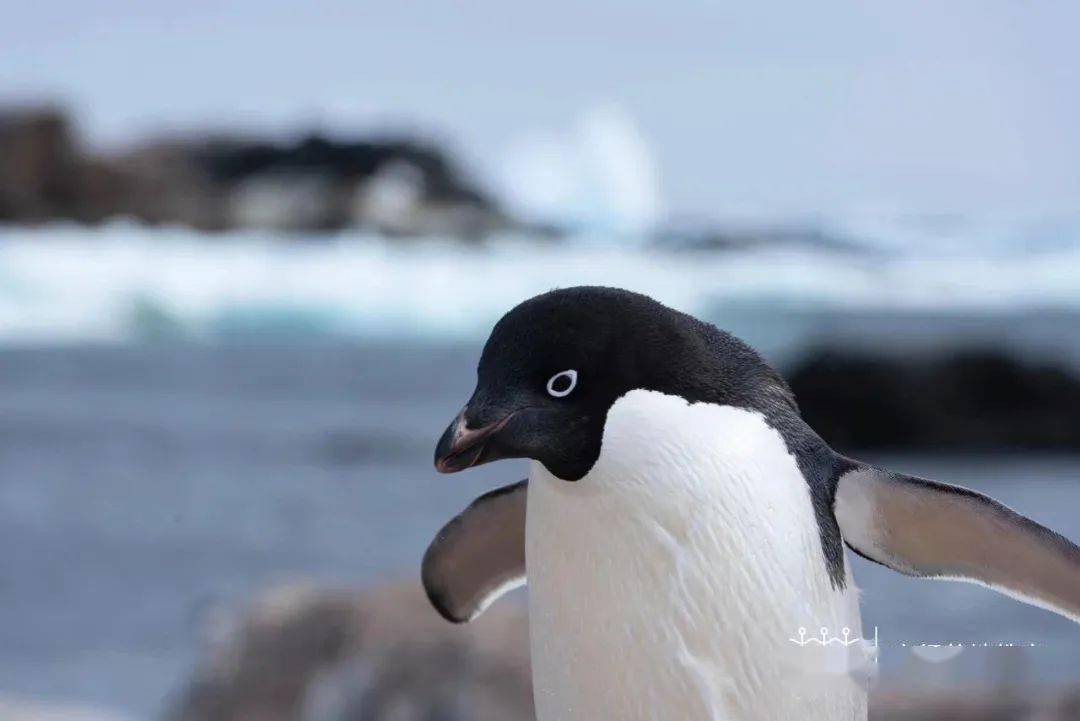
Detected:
[
  {"left": 0, "top": 106, "right": 535, "bottom": 238},
  {"left": 6, "top": 106, "right": 1080, "bottom": 253}
]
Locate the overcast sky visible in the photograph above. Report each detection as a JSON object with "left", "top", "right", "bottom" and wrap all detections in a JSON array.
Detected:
[{"left": 3, "top": 1, "right": 1078, "bottom": 220}]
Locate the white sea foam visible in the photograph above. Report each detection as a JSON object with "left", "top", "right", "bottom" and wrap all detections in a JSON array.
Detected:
[
  {"left": 1, "top": 222, "right": 1079, "bottom": 345},
  {"left": 498, "top": 104, "right": 662, "bottom": 236}
]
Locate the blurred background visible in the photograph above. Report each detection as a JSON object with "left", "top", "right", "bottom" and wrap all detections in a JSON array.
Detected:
[{"left": 1, "top": 2, "right": 1079, "bottom": 720}]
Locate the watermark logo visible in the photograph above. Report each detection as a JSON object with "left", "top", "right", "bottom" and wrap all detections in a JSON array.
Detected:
[
  {"left": 789, "top": 626, "right": 1041, "bottom": 664},
  {"left": 789, "top": 626, "right": 878, "bottom": 648}
]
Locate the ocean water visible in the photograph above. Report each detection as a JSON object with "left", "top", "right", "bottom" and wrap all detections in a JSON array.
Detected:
[{"left": 0, "top": 342, "right": 1078, "bottom": 720}]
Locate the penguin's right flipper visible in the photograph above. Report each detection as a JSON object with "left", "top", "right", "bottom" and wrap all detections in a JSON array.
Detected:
[
  {"left": 422, "top": 480, "right": 527, "bottom": 623},
  {"left": 835, "top": 464, "right": 1080, "bottom": 622}
]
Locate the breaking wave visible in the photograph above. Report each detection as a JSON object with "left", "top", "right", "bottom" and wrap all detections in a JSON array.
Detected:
[{"left": 2, "top": 221, "right": 1080, "bottom": 352}]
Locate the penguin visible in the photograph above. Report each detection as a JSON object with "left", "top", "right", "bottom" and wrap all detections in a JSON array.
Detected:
[{"left": 423, "top": 286, "right": 1080, "bottom": 721}]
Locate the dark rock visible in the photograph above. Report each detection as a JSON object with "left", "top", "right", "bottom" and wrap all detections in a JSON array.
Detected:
[
  {"left": 185, "top": 134, "right": 507, "bottom": 235},
  {"left": 0, "top": 106, "right": 514, "bottom": 237},
  {"left": 869, "top": 687, "right": 1080, "bottom": 721},
  {"left": 0, "top": 107, "right": 83, "bottom": 222},
  {"left": 788, "top": 350, "right": 1080, "bottom": 452},
  {"left": 169, "top": 583, "right": 533, "bottom": 721},
  {"left": 194, "top": 135, "right": 489, "bottom": 206}
]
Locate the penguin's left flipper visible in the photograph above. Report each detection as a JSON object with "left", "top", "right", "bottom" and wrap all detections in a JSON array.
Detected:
[
  {"left": 422, "top": 479, "right": 527, "bottom": 623},
  {"left": 835, "top": 464, "right": 1080, "bottom": 622}
]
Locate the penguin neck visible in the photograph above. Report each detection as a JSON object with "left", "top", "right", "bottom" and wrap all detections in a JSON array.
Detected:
[{"left": 524, "top": 389, "right": 866, "bottom": 721}]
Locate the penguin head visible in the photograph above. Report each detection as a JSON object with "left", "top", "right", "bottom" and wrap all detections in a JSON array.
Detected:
[{"left": 434, "top": 286, "right": 795, "bottom": 481}]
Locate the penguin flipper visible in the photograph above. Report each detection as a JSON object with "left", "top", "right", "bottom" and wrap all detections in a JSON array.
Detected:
[
  {"left": 422, "top": 479, "right": 527, "bottom": 623},
  {"left": 834, "top": 464, "right": 1080, "bottom": 622}
]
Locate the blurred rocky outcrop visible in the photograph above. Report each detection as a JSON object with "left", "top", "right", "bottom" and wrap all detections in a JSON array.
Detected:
[
  {"left": 870, "top": 688, "right": 1080, "bottom": 721},
  {"left": 0, "top": 107, "right": 518, "bottom": 238},
  {"left": 169, "top": 583, "right": 532, "bottom": 721},
  {"left": 0, "top": 108, "right": 133, "bottom": 224},
  {"left": 789, "top": 350, "right": 1080, "bottom": 452}
]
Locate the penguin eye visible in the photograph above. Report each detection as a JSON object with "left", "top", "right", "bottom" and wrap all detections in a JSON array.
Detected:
[{"left": 546, "top": 369, "right": 578, "bottom": 398}]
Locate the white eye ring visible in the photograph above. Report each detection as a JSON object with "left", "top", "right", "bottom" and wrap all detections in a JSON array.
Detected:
[{"left": 546, "top": 369, "right": 578, "bottom": 398}]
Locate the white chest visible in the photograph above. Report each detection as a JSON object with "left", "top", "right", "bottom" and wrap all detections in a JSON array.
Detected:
[{"left": 525, "top": 390, "right": 869, "bottom": 721}]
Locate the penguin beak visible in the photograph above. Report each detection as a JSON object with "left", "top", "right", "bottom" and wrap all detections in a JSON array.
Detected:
[{"left": 434, "top": 408, "right": 518, "bottom": 473}]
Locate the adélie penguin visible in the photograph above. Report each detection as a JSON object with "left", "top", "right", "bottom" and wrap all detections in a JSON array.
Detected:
[{"left": 423, "top": 286, "right": 1080, "bottom": 721}]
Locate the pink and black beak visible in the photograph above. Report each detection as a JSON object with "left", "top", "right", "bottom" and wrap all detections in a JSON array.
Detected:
[
  {"left": 434, "top": 407, "right": 519, "bottom": 473},
  {"left": 433, "top": 385, "right": 591, "bottom": 480}
]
